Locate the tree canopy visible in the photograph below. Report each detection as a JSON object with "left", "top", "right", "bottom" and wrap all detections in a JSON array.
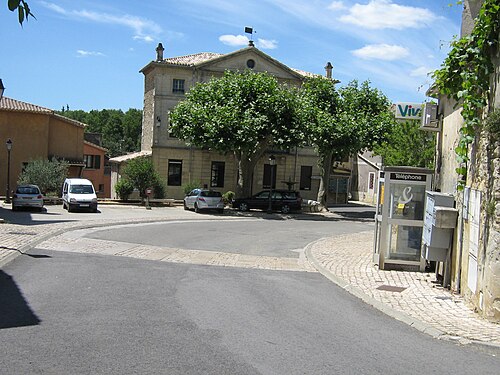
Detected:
[
  {"left": 372, "top": 120, "right": 435, "bottom": 169},
  {"left": 57, "top": 108, "right": 143, "bottom": 157},
  {"left": 170, "top": 70, "right": 307, "bottom": 197},
  {"left": 302, "top": 77, "right": 394, "bottom": 205}
]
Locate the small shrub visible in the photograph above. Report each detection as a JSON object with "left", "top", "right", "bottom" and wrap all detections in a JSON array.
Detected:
[
  {"left": 183, "top": 180, "right": 201, "bottom": 195},
  {"left": 115, "top": 179, "right": 134, "bottom": 200},
  {"left": 222, "top": 191, "right": 235, "bottom": 205},
  {"left": 152, "top": 177, "right": 166, "bottom": 199}
]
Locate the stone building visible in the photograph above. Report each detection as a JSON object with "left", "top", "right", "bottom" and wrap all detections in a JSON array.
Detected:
[
  {"left": 433, "top": 0, "right": 499, "bottom": 321},
  {"left": 137, "top": 42, "right": 351, "bottom": 203}
]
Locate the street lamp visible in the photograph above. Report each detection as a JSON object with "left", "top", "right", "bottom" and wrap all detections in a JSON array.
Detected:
[
  {"left": 267, "top": 155, "right": 276, "bottom": 213},
  {"left": 0, "top": 79, "right": 5, "bottom": 100},
  {"left": 5, "top": 139, "right": 12, "bottom": 203}
]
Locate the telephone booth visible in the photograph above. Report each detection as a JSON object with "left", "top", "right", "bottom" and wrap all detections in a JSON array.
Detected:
[{"left": 373, "top": 166, "right": 433, "bottom": 271}]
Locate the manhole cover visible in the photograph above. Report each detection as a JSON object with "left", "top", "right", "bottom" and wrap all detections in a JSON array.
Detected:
[
  {"left": 435, "top": 296, "right": 452, "bottom": 300},
  {"left": 7, "top": 231, "right": 37, "bottom": 236},
  {"left": 377, "top": 285, "right": 407, "bottom": 293}
]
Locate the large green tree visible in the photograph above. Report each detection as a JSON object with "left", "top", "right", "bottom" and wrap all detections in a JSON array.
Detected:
[
  {"left": 303, "top": 78, "right": 394, "bottom": 206},
  {"left": 372, "top": 120, "right": 436, "bottom": 168},
  {"left": 169, "top": 70, "right": 307, "bottom": 197}
]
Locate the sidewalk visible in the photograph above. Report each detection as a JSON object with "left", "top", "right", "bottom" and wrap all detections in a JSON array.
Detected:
[
  {"left": 305, "top": 230, "right": 500, "bottom": 348},
  {"left": 1, "top": 204, "right": 499, "bottom": 350}
]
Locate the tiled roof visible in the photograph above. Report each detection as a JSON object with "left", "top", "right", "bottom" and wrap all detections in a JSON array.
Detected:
[
  {"left": 109, "top": 150, "right": 152, "bottom": 163},
  {"left": 0, "top": 96, "right": 53, "bottom": 114},
  {"left": 161, "top": 51, "right": 314, "bottom": 78},
  {"left": 163, "top": 52, "right": 223, "bottom": 66}
]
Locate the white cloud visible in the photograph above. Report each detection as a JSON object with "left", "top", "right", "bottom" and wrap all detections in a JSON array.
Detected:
[
  {"left": 76, "top": 50, "right": 105, "bottom": 57},
  {"left": 410, "top": 66, "right": 432, "bottom": 77},
  {"left": 327, "top": 1, "right": 345, "bottom": 11},
  {"left": 340, "top": 0, "right": 437, "bottom": 30},
  {"left": 257, "top": 38, "right": 278, "bottom": 49},
  {"left": 351, "top": 44, "right": 409, "bottom": 61},
  {"left": 219, "top": 34, "right": 249, "bottom": 46},
  {"left": 41, "top": 1, "right": 161, "bottom": 43}
]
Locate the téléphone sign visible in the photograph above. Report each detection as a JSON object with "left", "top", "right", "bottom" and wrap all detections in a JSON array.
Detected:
[{"left": 392, "top": 102, "right": 422, "bottom": 120}]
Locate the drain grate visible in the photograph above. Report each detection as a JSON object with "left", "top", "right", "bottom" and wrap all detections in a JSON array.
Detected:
[{"left": 377, "top": 285, "right": 407, "bottom": 293}]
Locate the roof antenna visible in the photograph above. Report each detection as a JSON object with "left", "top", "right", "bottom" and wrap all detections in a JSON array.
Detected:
[{"left": 245, "top": 27, "right": 255, "bottom": 47}]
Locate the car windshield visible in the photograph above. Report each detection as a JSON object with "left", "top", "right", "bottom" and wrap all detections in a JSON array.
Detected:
[
  {"left": 16, "top": 186, "right": 40, "bottom": 194},
  {"left": 70, "top": 185, "right": 94, "bottom": 194},
  {"left": 200, "top": 191, "right": 222, "bottom": 197}
]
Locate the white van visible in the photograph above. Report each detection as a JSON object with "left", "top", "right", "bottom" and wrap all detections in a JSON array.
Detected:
[{"left": 62, "top": 178, "right": 98, "bottom": 212}]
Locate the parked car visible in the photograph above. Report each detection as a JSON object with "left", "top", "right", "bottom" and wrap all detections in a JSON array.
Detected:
[
  {"left": 184, "top": 189, "right": 224, "bottom": 213},
  {"left": 62, "top": 178, "right": 98, "bottom": 212},
  {"left": 12, "top": 184, "right": 44, "bottom": 211},
  {"left": 232, "top": 190, "right": 302, "bottom": 214}
]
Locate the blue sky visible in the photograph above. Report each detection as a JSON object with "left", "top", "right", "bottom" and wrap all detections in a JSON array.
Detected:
[{"left": 1, "top": 0, "right": 462, "bottom": 111}]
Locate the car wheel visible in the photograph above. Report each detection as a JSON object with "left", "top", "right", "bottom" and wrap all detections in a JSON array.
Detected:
[
  {"left": 281, "top": 204, "right": 290, "bottom": 214},
  {"left": 194, "top": 203, "right": 200, "bottom": 213},
  {"left": 11, "top": 205, "right": 17, "bottom": 211},
  {"left": 67, "top": 204, "right": 73, "bottom": 213},
  {"left": 183, "top": 201, "right": 189, "bottom": 210},
  {"left": 217, "top": 209, "right": 224, "bottom": 214},
  {"left": 239, "top": 202, "right": 249, "bottom": 212}
]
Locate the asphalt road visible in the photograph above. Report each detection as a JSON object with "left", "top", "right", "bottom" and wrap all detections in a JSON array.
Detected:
[
  {"left": 85, "top": 219, "right": 372, "bottom": 257},
  {"left": 2, "top": 251, "right": 499, "bottom": 375},
  {"left": 1, "top": 204, "right": 498, "bottom": 374}
]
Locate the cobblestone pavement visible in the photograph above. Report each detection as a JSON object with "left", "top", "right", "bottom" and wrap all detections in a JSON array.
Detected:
[
  {"left": 306, "top": 231, "right": 500, "bottom": 347},
  {"left": 1, "top": 204, "right": 499, "bottom": 349}
]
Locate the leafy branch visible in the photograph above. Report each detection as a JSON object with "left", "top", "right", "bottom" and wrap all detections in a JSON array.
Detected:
[
  {"left": 8, "top": 0, "right": 35, "bottom": 25},
  {"left": 432, "top": 0, "right": 499, "bottom": 190}
]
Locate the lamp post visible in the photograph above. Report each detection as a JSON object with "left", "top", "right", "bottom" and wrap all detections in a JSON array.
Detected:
[
  {"left": 267, "top": 155, "right": 276, "bottom": 213},
  {"left": 5, "top": 139, "right": 12, "bottom": 203}
]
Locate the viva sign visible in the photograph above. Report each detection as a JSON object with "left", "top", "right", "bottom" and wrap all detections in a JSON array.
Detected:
[{"left": 393, "top": 102, "right": 422, "bottom": 120}]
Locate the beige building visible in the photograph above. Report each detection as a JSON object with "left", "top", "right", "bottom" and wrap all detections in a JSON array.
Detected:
[
  {"left": 0, "top": 97, "right": 85, "bottom": 196},
  {"left": 433, "top": 0, "right": 500, "bottom": 321},
  {"left": 137, "top": 42, "right": 351, "bottom": 203}
]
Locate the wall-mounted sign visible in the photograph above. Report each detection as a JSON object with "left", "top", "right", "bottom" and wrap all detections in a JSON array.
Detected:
[
  {"left": 392, "top": 102, "right": 422, "bottom": 119},
  {"left": 390, "top": 173, "right": 427, "bottom": 182}
]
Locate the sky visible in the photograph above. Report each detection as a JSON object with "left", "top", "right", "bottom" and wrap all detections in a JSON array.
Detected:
[{"left": 1, "top": 0, "right": 463, "bottom": 112}]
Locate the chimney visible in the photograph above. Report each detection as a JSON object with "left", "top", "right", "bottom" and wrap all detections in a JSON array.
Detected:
[
  {"left": 324, "top": 62, "right": 333, "bottom": 79},
  {"left": 156, "top": 43, "right": 165, "bottom": 61}
]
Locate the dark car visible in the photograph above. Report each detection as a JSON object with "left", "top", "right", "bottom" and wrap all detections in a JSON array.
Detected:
[{"left": 232, "top": 190, "right": 302, "bottom": 214}]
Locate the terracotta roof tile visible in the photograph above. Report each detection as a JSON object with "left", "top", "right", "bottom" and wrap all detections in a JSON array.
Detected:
[
  {"left": 161, "top": 52, "right": 314, "bottom": 78},
  {"left": 0, "top": 96, "right": 53, "bottom": 114},
  {"left": 163, "top": 52, "right": 223, "bottom": 66}
]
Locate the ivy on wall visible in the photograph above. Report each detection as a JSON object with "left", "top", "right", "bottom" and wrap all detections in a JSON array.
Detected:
[{"left": 432, "top": 0, "right": 500, "bottom": 190}]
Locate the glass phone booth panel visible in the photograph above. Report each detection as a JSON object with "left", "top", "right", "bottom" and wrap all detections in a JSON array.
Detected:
[{"left": 375, "top": 166, "right": 433, "bottom": 271}]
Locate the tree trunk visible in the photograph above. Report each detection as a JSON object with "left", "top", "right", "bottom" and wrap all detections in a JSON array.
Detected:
[
  {"left": 236, "top": 157, "right": 255, "bottom": 198},
  {"left": 235, "top": 140, "right": 270, "bottom": 198},
  {"left": 317, "top": 150, "right": 333, "bottom": 208}
]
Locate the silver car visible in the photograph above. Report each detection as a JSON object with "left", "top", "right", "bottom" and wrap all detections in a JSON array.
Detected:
[
  {"left": 184, "top": 189, "right": 224, "bottom": 213},
  {"left": 12, "top": 184, "right": 44, "bottom": 211}
]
